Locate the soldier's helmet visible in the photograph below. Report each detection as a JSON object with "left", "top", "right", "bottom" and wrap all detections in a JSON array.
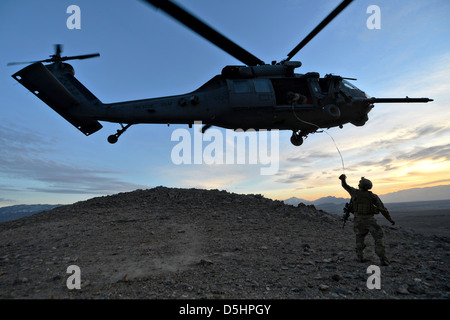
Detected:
[{"left": 358, "top": 177, "right": 373, "bottom": 190}]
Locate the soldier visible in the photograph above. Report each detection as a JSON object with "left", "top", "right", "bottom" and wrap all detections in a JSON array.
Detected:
[{"left": 339, "top": 174, "right": 395, "bottom": 266}]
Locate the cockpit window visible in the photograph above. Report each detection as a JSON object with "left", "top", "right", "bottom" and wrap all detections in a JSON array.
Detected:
[
  {"left": 342, "top": 80, "right": 358, "bottom": 90},
  {"left": 340, "top": 80, "right": 365, "bottom": 98}
]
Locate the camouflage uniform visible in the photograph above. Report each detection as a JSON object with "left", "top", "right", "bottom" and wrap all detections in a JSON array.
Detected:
[{"left": 339, "top": 175, "right": 395, "bottom": 265}]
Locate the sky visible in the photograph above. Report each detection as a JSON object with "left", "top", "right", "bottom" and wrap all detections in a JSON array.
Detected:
[{"left": 1, "top": 0, "right": 450, "bottom": 207}]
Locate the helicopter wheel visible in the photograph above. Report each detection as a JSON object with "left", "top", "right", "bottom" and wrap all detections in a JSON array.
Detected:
[
  {"left": 107, "top": 135, "right": 119, "bottom": 144},
  {"left": 107, "top": 123, "right": 133, "bottom": 144},
  {"left": 290, "top": 132, "right": 303, "bottom": 146}
]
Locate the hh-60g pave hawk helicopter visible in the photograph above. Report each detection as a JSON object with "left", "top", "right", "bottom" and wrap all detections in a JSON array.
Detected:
[{"left": 9, "top": 0, "right": 432, "bottom": 146}]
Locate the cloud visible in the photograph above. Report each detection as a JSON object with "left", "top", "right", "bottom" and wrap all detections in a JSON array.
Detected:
[
  {"left": 0, "top": 124, "right": 57, "bottom": 154},
  {"left": 0, "top": 185, "right": 22, "bottom": 192},
  {"left": 353, "top": 124, "right": 448, "bottom": 154},
  {"left": 275, "top": 172, "right": 312, "bottom": 184},
  {"left": 410, "top": 179, "right": 450, "bottom": 188},
  {"left": 398, "top": 143, "right": 450, "bottom": 162},
  {"left": 0, "top": 124, "right": 148, "bottom": 195},
  {"left": 357, "top": 157, "right": 395, "bottom": 169},
  {"left": 0, "top": 155, "right": 148, "bottom": 195},
  {"left": 286, "top": 150, "right": 335, "bottom": 162},
  {"left": 26, "top": 179, "right": 148, "bottom": 195},
  {"left": 352, "top": 141, "right": 450, "bottom": 174}
]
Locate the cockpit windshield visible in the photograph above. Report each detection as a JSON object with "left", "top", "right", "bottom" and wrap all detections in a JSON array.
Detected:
[
  {"left": 342, "top": 80, "right": 358, "bottom": 90},
  {"left": 340, "top": 80, "right": 366, "bottom": 98}
]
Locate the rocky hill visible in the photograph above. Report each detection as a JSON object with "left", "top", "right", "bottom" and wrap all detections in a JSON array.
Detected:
[{"left": 0, "top": 187, "right": 448, "bottom": 299}]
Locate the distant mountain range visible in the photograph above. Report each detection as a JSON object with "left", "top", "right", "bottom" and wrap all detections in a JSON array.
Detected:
[
  {"left": 284, "top": 184, "right": 450, "bottom": 214},
  {"left": 284, "top": 196, "right": 349, "bottom": 214},
  {"left": 0, "top": 204, "right": 62, "bottom": 223},
  {"left": 378, "top": 184, "right": 450, "bottom": 203},
  {"left": 284, "top": 195, "right": 347, "bottom": 206}
]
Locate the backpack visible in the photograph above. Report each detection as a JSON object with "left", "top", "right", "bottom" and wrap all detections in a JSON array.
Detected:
[{"left": 353, "top": 190, "right": 378, "bottom": 215}]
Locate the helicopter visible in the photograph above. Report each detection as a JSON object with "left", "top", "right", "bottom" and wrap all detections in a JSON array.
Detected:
[{"left": 9, "top": 0, "right": 432, "bottom": 146}]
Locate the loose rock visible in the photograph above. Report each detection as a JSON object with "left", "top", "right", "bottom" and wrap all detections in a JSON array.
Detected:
[{"left": 0, "top": 187, "right": 448, "bottom": 299}]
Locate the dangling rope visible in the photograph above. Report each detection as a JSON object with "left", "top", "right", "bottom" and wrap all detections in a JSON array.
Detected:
[{"left": 291, "top": 104, "right": 346, "bottom": 174}]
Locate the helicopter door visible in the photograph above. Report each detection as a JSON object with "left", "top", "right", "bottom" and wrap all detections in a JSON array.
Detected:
[{"left": 227, "top": 79, "right": 276, "bottom": 108}]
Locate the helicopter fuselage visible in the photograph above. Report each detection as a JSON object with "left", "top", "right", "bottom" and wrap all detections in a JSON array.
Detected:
[
  {"left": 77, "top": 63, "right": 371, "bottom": 132},
  {"left": 12, "top": 60, "right": 430, "bottom": 145}
]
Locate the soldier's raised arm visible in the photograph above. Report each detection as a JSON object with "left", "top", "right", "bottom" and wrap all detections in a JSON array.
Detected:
[{"left": 339, "top": 174, "right": 355, "bottom": 195}]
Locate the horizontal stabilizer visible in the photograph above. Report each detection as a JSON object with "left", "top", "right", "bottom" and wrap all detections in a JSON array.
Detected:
[{"left": 12, "top": 63, "right": 102, "bottom": 136}]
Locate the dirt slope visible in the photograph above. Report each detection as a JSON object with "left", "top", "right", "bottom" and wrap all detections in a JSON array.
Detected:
[{"left": 0, "top": 187, "right": 448, "bottom": 299}]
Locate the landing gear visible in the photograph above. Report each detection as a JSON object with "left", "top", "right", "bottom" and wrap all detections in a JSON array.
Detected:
[
  {"left": 108, "top": 123, "right": 133, "bottom": 144},
  {"left": 290, "top": 131, "right": 304, "bottom": 146}
]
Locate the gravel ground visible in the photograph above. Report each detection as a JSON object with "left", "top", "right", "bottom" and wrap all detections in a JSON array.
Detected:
[{"left": 0, "top": 187, "right": 448, "bottom": 300}]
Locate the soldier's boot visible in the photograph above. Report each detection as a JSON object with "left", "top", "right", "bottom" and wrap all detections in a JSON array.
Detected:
[
  {"left": 356, "top": 243, "right": 366, "bottom": 262},
  {"left": 375, "top": 242, "right": 389, "bottom": 266}
]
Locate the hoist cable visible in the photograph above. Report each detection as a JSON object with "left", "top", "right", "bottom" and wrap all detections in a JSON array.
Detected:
[{"left": 291, "top": 105, "right": 346, "bottom": 174}]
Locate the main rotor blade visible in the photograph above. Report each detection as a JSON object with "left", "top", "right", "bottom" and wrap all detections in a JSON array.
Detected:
[
  {"left": 142, "top": 0, "right": 264, "bottom": 66},
  {"left": 285, "top": 0, "right": 353, "bottom": 61},
  {"left": 7, "top": 60, "right": 43, "bottom": 66},
  {"left": 61, "top": 53, "right": 100, "bottom": 61}
]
